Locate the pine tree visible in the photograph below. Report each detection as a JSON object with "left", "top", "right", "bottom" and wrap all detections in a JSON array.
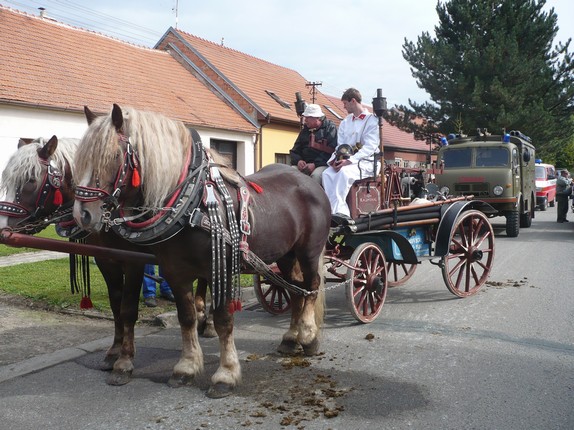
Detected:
[{"left": 389, "top": 0, "right": 574, "bottom": 162}]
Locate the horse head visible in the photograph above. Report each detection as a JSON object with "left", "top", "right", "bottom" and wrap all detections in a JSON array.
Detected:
[
  {"left": 74, "top": 104, "right": 189, "bottom": 232},
  {"left": 0, "top": 136, "right": 76, "bottom": 232}
]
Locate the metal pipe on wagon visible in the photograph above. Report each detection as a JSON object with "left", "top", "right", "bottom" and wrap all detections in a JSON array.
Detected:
[
  {"left": 372, "top": 89, "right": 387, "bottom": 208},
  {"left": 0, "top": 229, "right": 157, "bottom": 264}
]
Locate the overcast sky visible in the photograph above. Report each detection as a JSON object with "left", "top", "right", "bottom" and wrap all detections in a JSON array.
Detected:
[{"left": 5, "top": 0, "right": 573, "bottom": 107}]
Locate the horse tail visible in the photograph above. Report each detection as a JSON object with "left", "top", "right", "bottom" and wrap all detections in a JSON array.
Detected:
[{"left": 313, "top": 247, "right": 326, "bottom": 329}]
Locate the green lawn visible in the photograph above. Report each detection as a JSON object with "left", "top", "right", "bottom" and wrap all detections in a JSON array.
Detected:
[{"left": 0, "top": 226, "right": 253, "bottom": 314}]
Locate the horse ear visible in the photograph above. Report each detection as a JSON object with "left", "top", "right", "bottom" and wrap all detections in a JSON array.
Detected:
[
  {"left": 111, "top": 104, "right": 124, "bottom": 132},
  {"left": 37, "top": 135, "right": 58, "bottom": 160},
  {"left": 18, "top": 138, "right": 34, "bottom": 148},
  {"left": 84, "top": 106, "right": 97, "bottom": 125}
]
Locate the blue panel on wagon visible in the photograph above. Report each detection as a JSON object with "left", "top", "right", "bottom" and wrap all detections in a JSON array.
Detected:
[{"left": 389, "top": 227, "right": 430, "bottom": 258}]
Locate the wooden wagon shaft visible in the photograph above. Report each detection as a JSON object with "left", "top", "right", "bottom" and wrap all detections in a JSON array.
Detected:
[{"left": 0, "top": 229, "right": 157, "bottom": 264}]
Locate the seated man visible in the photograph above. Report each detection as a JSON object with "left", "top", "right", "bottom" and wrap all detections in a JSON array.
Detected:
[
  {"left": 289, "top": 104, "right": 338, "bottom": 184},
  {"left": 322, "top": 88, "right": 380, "bottom": 218}
]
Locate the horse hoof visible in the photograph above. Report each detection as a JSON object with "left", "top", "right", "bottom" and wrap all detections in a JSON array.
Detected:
[
  {"left": 100, "top": 359, "right": 114, "bottom": 371},
  {"left": 106, "top": 370, "right": 132, "bottom": 386},
  {"left": 168, "top": 373, "right": 195, "bottom": 388},
  {"left": 207, "top": 382, "right": 234, "bottom": 398},
  {"left": 302, "top": 338, "right": 320, "bottom": 356},
  {"left": 277, "top": 339, "right": 302, "bottom": 355}
]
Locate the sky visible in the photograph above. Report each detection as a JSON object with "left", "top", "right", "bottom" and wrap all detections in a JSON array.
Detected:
[{"left": 4, "top": 0, "right": 574, "bottom": 107}]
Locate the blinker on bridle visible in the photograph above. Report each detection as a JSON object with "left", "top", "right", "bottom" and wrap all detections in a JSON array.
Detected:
[
  {"left": 74, "top": 133, "right": 141, "bottom": 210},
  {"left": 0, "top": 157, "right": 64, "bottom": 221}
]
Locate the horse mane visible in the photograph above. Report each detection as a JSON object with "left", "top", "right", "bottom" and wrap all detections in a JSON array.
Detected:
[
  {"left": 205, "top": 148, "right": 241, "bottom": 186},
  {"left": 0, "top": 137, "right": 79, "bottom": 195},
  {"left": 75, "top": 106, "right": 240, "bottom": 208},
  {"left": 76, "top": 106, "right": 194, "bottom": 209}
]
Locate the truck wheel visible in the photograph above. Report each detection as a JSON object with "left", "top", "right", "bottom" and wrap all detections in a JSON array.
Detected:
[
  {"left": 505, "top": 211, "right": 520, "bottom": 237},
  {"left": 539, "top": 197, "right": 548, "bottom": 211},
  {"left": 520, "top": 208, "right": 533, "bottom": 228}
]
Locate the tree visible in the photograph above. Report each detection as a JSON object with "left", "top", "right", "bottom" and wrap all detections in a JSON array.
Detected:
[{"left": 387, "top": 0, "right": 574, "bottom": 163}]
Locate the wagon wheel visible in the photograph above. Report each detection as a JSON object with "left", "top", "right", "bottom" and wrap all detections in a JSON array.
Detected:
[
  {"left": 346, "top": 242, "right": 388, "bottom": 323},
  {"left": 252, "top": 274, "right": 291, "bottom": 315},
  {"left": 441, "top": 209, "right": 495, "bottom": 297},
  {"left": 386, "top": 261, "right": 417, "bottom": 287}
]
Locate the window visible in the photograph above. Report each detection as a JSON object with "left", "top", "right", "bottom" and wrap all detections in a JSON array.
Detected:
[
  {"left": 275, "top": 153, "right": 290, "bottom": 165},
  {"left": 441, "top": 148, "right": 472, "bottom": 168},
  {"left": 210, "top": 139, "right": 237, "bottom": 169},
  {"left": 324, "top": 105, "right": 343, "bottom": 120},
  {"left": 475, "top": 148, "right": 509, "bottom": 167},
  {"left": 265, "top": 91, "right": 291, "bottom": 109}
]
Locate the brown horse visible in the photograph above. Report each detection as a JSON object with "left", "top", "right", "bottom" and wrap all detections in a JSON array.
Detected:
[
  {"left": 0, "top": 136, "right": 214, "bottom": 383},
  {"left": 72, "top": 104, "right": 331, "bottom": 397}
]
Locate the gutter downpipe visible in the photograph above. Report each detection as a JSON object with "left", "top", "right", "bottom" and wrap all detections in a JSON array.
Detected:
[{"left": 257, "top": 114, "right": 271, "bottom": 171}]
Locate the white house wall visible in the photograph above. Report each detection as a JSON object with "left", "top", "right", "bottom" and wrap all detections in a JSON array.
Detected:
[{"left": 0, "top": 105, "right": 256, "bottom": 194}]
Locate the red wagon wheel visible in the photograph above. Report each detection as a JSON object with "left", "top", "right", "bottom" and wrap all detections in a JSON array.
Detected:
[
  {"left": 441, "top": 209, "right": 495, "bottom": 297},
  {"left": 252, "top": 272, "right": 291, "bottom": 315},
  {"left": 346, "top": 242, "right": 388, "bottom": 323},
  {"left": 386, "top": 261, "right": 417, "bottom": 287}
]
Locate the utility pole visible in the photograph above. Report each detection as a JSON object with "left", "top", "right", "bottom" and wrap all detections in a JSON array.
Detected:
[{"left": 305, "top": 81, "right": 322, "bottom": 103}]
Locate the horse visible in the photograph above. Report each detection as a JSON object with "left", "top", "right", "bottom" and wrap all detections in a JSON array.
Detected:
[
  {"left": 72, "top": 104, "right": 332, "bottom": 397},
  {"left": 0, "top": 136, "right": 215, "bottom": 386}
]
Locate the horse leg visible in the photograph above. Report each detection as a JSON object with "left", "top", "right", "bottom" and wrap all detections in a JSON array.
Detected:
[
  {"left": 206, "top": 303, "right": 241, "bottom": 398},
  {"left": 195, "top": 278, "right": 216, "bottom": 338},
  {"left": 95, "top": 259, "right": 126, "bottom": 371},
  {"left": 277, "top": 259, "right": 304, "bottom": 355},
  {"left": 168, "top": 286, "right": 204, "bottom": 388},
  {"left": 107, "top": 264, "right": 144, "bottom": 386},
  {"left": 277, "top": 258, "right": 324, "bottom": 356},
  {"left": 296, "top": 261, "right": 324, "bottom": 356}
]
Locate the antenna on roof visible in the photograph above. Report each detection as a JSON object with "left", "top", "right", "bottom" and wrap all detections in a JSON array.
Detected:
[
  {"left": 305, "top": 81, "right": 322, "bottom": 103},
  {"left": 173, "top": 0, "right": 179, "bottom": 29}
]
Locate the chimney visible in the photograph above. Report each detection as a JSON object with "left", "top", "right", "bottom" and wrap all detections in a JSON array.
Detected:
[{"left": 38, "top": 7, "right": 46, "bottom": 18}]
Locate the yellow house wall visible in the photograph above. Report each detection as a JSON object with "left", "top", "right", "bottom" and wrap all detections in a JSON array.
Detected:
[{"left": 260, "top": 124, "right": 299, "bottom": 167}]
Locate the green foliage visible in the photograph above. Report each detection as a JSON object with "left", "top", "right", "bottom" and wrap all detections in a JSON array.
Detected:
[{"left": 394, "top": 0, "right": 574, "bottom": 156}]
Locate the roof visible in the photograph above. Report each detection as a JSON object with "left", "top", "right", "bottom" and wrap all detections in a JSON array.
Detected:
[
  {"left": 159, "top": 29, "right": 345, "bottom": 125},
  {"left": 0, "top": 6, "right": 256, "bottom": 133}
]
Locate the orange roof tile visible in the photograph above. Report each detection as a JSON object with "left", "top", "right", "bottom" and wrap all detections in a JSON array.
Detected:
[
  {"left": 0, "top": 6, "right": 256, "bottom": 133},
  {"left": 166, "top": 30, "right": 346, "bottom": 125}
]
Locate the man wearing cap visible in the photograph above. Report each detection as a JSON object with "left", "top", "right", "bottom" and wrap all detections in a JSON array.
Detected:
[
  {"left": 556, "top": 169, "right": 572, "bottom": 223},
  {"left": 289, "top": 104, "right": 338, "bottom": 184},
  {"left": 322, "top": 88, "right": 380, "bottom": 218}
]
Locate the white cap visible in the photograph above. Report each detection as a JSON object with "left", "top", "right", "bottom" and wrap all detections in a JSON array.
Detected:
[{"left": 302, "top": 104, "right": 324, "bottom": 118}]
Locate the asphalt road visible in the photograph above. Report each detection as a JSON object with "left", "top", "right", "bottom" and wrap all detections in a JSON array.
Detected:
[{"left": 0, "top": 206, "right": 573, "bottom": 430}]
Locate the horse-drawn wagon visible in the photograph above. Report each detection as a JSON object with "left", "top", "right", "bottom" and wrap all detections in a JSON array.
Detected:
[
  {"left": 0, "top": 93, "right": 496, "bottom": 396},
  {"left": 253, "top": 90, "right": 496, "bottom": 323}
]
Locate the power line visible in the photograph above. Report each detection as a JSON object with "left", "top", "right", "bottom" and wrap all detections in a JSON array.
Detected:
[{"left": 4, "top": 0, "right": 168, "bottom": 46}]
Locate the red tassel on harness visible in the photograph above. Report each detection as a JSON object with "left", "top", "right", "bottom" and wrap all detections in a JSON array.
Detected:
[
  {"left": 228, "top": 301, "right": 236, "bottom": 314},
  {"left": 248, "top": 181, "right": 263, "bottom": 193},
  {"left": 80, "top": 296, "right": 93, "bottom": 309},
  {"left": 53, "top": 188, "right": 63, "bottom": 205},
  {"left": 131, "top": 167, "right": 141, "bottom": 187}
]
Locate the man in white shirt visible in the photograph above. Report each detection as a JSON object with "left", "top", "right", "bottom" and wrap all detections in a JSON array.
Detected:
[{"left": 322, "top": 88, "right": 380, "bottom": 218}]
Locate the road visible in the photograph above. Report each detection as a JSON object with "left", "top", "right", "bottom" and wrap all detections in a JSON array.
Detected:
[{"left": 0, "top": 207, "right": 573, "bottom": 429}]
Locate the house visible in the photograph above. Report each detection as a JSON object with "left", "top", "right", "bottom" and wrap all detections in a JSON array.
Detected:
[{"left": 0, "top": 5, "right": 430, "bottom": 181}]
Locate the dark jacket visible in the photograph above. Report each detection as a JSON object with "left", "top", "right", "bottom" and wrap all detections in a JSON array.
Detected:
[{"left": 289, "top": 118, "right": 338, "bottom": 167}]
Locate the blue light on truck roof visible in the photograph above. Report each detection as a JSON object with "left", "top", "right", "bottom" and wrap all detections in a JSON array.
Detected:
[
  {"left": 535, "top": 158, "right": 542, "bottom": 164},
  {"left": 503, "top": 133, "right": 510, "bottom": 143},
  {"left": 440, "top": 137, "right": 448, "bottom": 146}
]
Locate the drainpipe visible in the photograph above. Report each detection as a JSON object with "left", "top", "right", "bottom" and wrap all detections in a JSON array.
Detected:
[{"left": 257, "top": 114, "right": 271, "bottom": 171}]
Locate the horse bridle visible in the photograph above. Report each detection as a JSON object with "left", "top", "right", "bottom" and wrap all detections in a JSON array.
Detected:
[
  {"left": 74, "top": 133, "right": 140, "bottom": 211},
  {"left": 0, "top": 157, "right": 66, "bottom": 225}
]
